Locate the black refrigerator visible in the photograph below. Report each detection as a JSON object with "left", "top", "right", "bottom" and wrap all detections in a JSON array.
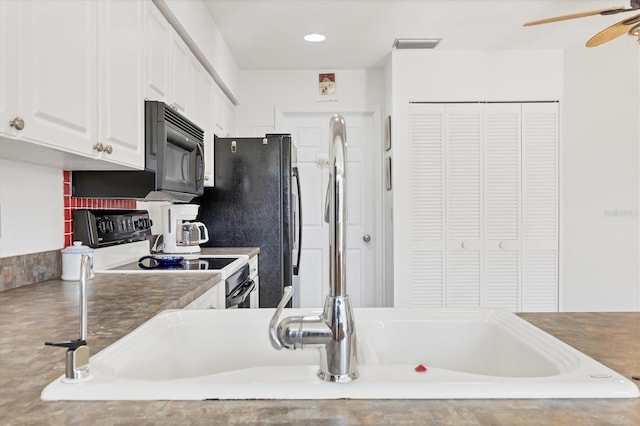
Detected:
[{"left": 196, "top": 134, "right": 301, "bottom": 308}]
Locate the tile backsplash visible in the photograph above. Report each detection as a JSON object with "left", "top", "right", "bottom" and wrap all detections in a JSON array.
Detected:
[
  {"left": 63, "top": 171, "right": 136, "bottom": 247},
  {"left": 0, "top": 250, "right": 61, "bottom": 291}
]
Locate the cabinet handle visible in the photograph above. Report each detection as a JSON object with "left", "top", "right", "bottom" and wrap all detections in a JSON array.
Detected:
[
  {"left": 499, "top": 241, "right": 506, "bottom": 249},
  {"left": 9, "top": 117, "right": 25, "bottom": 131},
  {"left": 93, "top": 143, "right": 104, "bottom": 152},
  {"left": 104, "top": 145, "right": 113, "bottom": 154},
  {"left": 461, "top": 241, "right": 467, "bottom": 249}
]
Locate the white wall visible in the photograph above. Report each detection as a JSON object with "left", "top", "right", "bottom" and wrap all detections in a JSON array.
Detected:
[
  {"left": 235, "top": 69, "right": 384, "bottom": 136},
  {"left": 391, "top": 49, "right": 565, "bottom": 308},
  {"left": 0, "top": 159, "right": 63, "bottom": 257},
  {"left": 561, "top": 42, "right": 639, "bottom": 311},
  {"left": 391, "top": 47, "right": 639, "bottom": 312}
]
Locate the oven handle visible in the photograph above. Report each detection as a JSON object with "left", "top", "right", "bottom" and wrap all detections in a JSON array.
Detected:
[{"left": 226, "top": 278, "right": 255, "bottom": 307}]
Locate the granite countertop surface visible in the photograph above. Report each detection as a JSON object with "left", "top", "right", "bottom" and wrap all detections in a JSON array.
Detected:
[{"left": 0, "top": 245, "right": 638, "bottom": 425}]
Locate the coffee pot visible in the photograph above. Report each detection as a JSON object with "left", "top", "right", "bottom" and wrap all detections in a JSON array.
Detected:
[
  {"left": 178, "top": 222, "right": 209, "bottom": 246},
  {"left": 160, "top": 204, "right": 209, "bottom": 253}
]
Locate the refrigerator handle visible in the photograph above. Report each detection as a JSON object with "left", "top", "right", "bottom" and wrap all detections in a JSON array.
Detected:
[{"left": 292, "top": 166, "right": 302, "bottom": 275}]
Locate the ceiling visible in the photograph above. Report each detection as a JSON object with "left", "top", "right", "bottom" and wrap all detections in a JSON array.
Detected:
[{"left": 203, "top": 0, "right": 635, "bottom": 70}]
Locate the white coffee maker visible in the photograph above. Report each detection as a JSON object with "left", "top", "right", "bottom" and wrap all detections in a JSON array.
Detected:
[{"left": 161, "top": 204, "right": 209, "bottom": 253}]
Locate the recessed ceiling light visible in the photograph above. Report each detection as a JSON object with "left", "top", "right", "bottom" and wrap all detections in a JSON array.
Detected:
[{"left": 304, "top": 33, "right": 326, "bottom": 42}]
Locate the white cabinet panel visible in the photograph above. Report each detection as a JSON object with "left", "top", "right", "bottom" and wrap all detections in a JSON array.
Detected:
[
  {"left": 446, "top": 105, "right": 482, "bottom": 241},
  {"left": 484, "top": 104, "right": 521, "bottom": 241},
  {"left": 4, "top": 0, "right": 97, "bottom": 155},
  {"left": 144, "top": 2, "right": 171, "bottom": 102},
  {"left": 522, "top": 103, "right": 559, "bottom": 242},
  {"left": 169, "top": 35, "right": 191, "bottom": 115},
  {"left": 97, "top": 0, "right": 144, "bottom": 168},
  {"left": 410, "top": 250, "right": 444, "bottom": 307},
  {"left": 485, "top": 249, "right": 520, "bottom": 311},
  {"left": 410, "top": 105, "right": 445, "bottom": 244},
  {"left": 522, "top": 249, "right": 558, "bottom": 312},
  {"left": 447, "top": 249, "right": 481, "bottom": 306}
]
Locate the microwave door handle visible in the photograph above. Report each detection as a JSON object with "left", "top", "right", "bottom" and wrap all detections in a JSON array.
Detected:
[
  {"left": 293, "top": 167, "right": 302, "bottom": 275},
  {"left": 181, "top": 153, "right": 189, "bottom": 180}
]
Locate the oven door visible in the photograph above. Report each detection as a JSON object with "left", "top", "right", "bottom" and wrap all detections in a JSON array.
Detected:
[{"left": 226, "top": 278, "right": 255, "bottom": 309}]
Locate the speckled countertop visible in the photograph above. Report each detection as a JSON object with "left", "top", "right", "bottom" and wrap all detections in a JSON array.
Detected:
[{"left": 0, "top": 246, "right": 638, "bottom": 425}]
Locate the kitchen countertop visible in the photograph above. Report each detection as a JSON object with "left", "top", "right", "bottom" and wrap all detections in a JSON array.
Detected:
[{"left": 0, "top": 248, "right": 638, "bottom": 425}]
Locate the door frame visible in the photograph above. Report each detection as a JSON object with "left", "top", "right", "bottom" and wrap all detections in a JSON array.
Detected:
[{"left": 275, "top": 105, "right": 386, "bottom": 307}]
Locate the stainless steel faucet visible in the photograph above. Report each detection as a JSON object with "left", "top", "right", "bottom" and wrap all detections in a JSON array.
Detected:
[
  {"left": 269, "top": 115, "right": 358, "bottom": 383},
  {"left": 45, "top": 254, "right": 91, "bottom": 381}
]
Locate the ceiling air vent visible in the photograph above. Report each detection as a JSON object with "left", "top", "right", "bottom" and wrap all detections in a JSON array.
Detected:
[{"left": 392, "top": 38, "right": 441, "bottom": 49}]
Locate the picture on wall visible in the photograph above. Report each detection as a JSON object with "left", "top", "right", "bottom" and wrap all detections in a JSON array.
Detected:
[{"left": 318, "top": 73, "right": 336, "bottom": 96}]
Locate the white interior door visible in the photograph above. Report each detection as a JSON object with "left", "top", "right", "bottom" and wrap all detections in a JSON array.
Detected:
[{"left": 280, "top": 112, "right": 376, "bottom": 308}]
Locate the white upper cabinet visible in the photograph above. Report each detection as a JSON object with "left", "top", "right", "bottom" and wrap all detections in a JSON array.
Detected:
[
  {"left": 190, "top": 59, "right": 216, "bottom": 187},
  {"left": 143, "top": 2, "right": 171, "bottom": 102},
  {"left": 0, "top": 0, "right": 234, "bottom": 171},
  {"left": 0, "top": 0, "right": 145, "bottom": 169},
  {"left": 97, "top": 0, "right": 144, "bottom": 168},
  {"left": 1, "top": 0, "right": 98, "bottom": 155}
]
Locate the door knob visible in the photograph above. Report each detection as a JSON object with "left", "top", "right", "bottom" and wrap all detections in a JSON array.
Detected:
[
  {"left": 9, "top": 117, "right": 24, "bottom": 130},
  {"left": 363, "top": 234, "right": 371, "bottom": 243}
]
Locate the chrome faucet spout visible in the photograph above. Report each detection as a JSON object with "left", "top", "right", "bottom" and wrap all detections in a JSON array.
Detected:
[
  {"left": 269, "top": 115, "right": 358, "bottom": 383},
  {"left": 328, "top": 115, "right": 347, "bottom": 298},
  {"left": 45, "top": 255, "right": 91, "bottom": 381}
]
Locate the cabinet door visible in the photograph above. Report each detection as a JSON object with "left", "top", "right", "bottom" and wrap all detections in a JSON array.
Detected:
[
  {"left": 169, "top": 33, "right": 191, "bottom": 115},
  {"left": 0, "top": 1, "right": 17, "bottom": 136},
  {"left": 144, "top": 3, "right": 170, "bottom": 102},
  {"left": 445, "top": 104, "right": 483, "bottom": 307},
  {"left": 213, "top": 85, "right": 228, "bottom": 136},
  {"left": 407, "top": 104, "right": 447, "bottom": 306},
  {"left": 190, "top": 61, "right": 216, "bottom": 187},
  {"left": 10, "top": 0, "right": 97, "bottom": 154},
  {"left": 97, "top": 0, "right": 144, "bottom": 168},
  {"left": 521, "top": 102, "right": 559, "bottom": 312},
  {"left": 483, "top": 103, "right": 522, "bottom": 311}
]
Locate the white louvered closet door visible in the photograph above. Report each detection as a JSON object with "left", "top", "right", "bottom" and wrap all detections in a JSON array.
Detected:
[
  {"left": 445, "top": 104, "right": 483, "bottom": 307},
  {"left": 483, "top": 104, "right": 521, "bottom": 311},
  {"left": 409, "top": 104, "right": 446, "bottom": 306},
  {"left": 521, "top": 103, "right": 559, "bottom": 312},
  {"left": 407, "top": 102, "right": 558, "bottom": 312}
]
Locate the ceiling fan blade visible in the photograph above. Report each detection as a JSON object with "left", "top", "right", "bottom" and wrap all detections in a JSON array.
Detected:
[
  {"left": 586, "top": 13, "right": 640, "bottom": 46},
  {"left": 523, "top": 7, "right": 625, "bottom": 26}
]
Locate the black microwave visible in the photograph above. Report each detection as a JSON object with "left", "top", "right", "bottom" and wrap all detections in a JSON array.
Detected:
[
  {"left": 72, "top": 101, "right": 205, "bottom": 202},
  {"left": 145, "top": 101, "right": 205, "bottom": 199}
]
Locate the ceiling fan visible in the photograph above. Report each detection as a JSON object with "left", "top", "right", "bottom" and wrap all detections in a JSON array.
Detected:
[{"left": 523, "top": 0, "right": 640, "bottom": 47}]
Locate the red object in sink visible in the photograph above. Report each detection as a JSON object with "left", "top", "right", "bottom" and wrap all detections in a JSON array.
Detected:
[{"left": 415, "top": 364, "right": 427, "bottom": 373}]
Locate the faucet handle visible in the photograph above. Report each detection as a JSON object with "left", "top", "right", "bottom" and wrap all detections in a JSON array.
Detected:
[
  {"left": 269, "top": 286, "right": 294, "bottom": 350},
  {"left": 45, "top": 339, "right": 87, "bottom": 349}
]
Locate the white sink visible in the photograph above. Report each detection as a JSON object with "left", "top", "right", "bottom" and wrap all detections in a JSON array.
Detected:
[{"left": 41, "top": 308, "right": 639, "bottom": 400}]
